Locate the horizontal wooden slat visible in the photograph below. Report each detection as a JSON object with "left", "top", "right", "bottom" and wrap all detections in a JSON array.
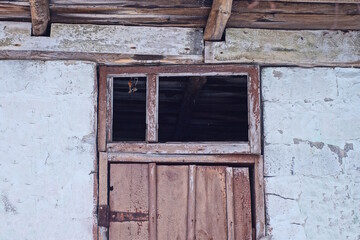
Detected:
[
  {"left": 107, "top": 153, "right": 257, "bottom": 164},
  {"left": 205, "top": 28, "right": 360, "bottom": 66},
  {"left": 0, "top": 1, "right": 359, "bottom": 30},
  {"left": 107, "top": 142, "right": 251, "bottom": 154},
  {"left": 228, "top": 12, "right": 360, "bottom": 30}
]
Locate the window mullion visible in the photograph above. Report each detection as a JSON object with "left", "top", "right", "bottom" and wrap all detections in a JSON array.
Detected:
[{"left": 146, "top": 74, "right": 159, "bottom": 142}]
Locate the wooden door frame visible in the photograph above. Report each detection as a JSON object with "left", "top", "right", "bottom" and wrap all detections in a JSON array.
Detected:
[{"left": 97, "top": 64, "right": 265, "bottom": 240}]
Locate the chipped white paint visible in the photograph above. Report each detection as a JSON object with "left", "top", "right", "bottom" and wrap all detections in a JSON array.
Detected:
[
  {"left": 0, "top": 22, "right": 203, "bottom": 63},
  {"left": 0, "top": 60, "right": 97, "bottom": 240},
  {"left": 205, "top": 28, "right": 360, "bottom": 66},
  {"left": 262, "top": 67, "right": 360, "bottom": 240}
]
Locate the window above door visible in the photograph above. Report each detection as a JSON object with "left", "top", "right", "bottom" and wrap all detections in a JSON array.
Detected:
[{"left": 98, "top": 65, "right": 261, "bottom": 155}]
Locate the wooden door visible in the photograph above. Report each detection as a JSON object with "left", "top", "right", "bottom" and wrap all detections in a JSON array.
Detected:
[{"left": 108, "top": 163, "right": 252, "bottom": 240}]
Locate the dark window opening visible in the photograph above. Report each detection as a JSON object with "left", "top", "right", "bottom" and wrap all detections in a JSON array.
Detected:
[
  {"left": 158, "top": 75, "right": 248, "bottom": 142},
  {"left": 112, "top": 77, "right": 146, "bottom": 141}
]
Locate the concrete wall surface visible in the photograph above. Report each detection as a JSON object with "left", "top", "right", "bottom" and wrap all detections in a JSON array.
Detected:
[
  {"left": 0, "top": 60, "right": 97, "bottom": 240},
  {"left": 262, "top": 67, "right": 360, "bottom": 240}
]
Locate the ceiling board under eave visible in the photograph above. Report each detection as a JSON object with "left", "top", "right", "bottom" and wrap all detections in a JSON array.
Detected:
[{"left": 0, "top": 0, "right": 359, "bottom": 30}]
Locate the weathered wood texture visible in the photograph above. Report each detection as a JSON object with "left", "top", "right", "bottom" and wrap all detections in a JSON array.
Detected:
[
  {"left": 205, "top": 28, "right": 360, "bottom": 66},
  {"left": 204, "top": 0, "right": 233, "bottom": 40},
  {"left": 157, "top": 165, "right": 188, "bottom": 240},
  {"left": 0, "top": 22, "right": 203, "bottom": 64},
  {"left": 109, "top": 163, "right": 253, "bottom": 240},
  {"left": 0, "top": 1, "right": 359, "bottom": 30},
  {"left": 233, "top": 168, "right": 252, "bottom": 240},
  {"left": 98, "top": 67, "right": 107, "bottom": 152},
  {"left": 98, "top": 152, "right": 108, "bottom": 206},
  {"left": 254, "top": 156, "right": 265, "bottom": 239},
  {"left": 108, "top": 152, "right": 257, "bottom": 164},
  {"left": 29, "top": 0, "right": 50, "bottom": 35},
  {"left": 146, "top": 75, "right": 159, "bottom": 142},
  {"left": 109, "top": 164, "right": 149, "bottom": 239},
  {"left": 107, "top": 142, "right": 251, "bottom": 154}
]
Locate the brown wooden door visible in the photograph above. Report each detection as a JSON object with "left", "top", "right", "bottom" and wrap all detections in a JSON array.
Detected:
[{"left": 109, "top": 163, "right": 252, "bottom": 240}]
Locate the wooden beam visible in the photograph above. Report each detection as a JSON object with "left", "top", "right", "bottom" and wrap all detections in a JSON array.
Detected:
[
  {"left": 174, "top": 76, "right": 207, "bottom": 140},
  {"left": 204, "top": 0, "right": 233, "bottom": 41},
  {"left": 29, "top": 0, "right": 50, "bottom": 36},
  {"left": 205, "top": 28, "right": 360, "bottom": 67}
]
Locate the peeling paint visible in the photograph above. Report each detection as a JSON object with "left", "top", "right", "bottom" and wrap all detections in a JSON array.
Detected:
[
  {"left": 293, "top": 138, "right": 325, "bottom": 149},
  {"left": 327, "top": 143, "right": 354, "bottom": 165}
]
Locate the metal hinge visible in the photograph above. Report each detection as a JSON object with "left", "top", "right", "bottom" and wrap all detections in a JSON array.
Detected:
[{"left": 98, "top": 205, "right": 110, "bottom": 227}]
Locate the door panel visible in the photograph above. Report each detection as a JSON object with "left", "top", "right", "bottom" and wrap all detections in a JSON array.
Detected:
[
  {"left": 109, "top": 164, "right": 252, "bottom": 240},
  {"left": 109, "top": 164, "right": 149, "bottom": 240},
  {"left": 195, "top": 166, "right": 228, "bottom": 240},
  {"left": 157, "top": 165, "right": 188, "bottom": 240}
]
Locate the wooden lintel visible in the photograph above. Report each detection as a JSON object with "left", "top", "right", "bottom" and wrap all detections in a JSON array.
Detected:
[
  {"left": 204, "top": 0, "right": 233, "bottom": 41},
  {"left": 29, "top": 0, "right": 50, "bottom": 36},
  {"left": 174, "top": 76, "right": 207, "bottom": 140}
]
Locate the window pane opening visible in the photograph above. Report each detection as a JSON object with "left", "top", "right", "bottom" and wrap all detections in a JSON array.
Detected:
[
  {"left": 112, "top": 77, "right": 147, "bottom": 141},
  {"left": 158, "top": 75, "right": 248, "bottom": 142}
]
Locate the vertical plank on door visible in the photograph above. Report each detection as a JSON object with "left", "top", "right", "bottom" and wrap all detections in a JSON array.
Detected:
[
  {"left": 148, "top": 163, "right": 157, "bottom": 240},
  {"left": 109, "top": 164, "right": 149, "bottom": 240},
  {"left": 187, "top": 165, "right": 196, "bottom": 240},
  {"left": 226, "top": 167, "right": 235, "bottom": 240},
  {"left": 233, "top": 168, "right": 252, "bottom": 240},
  {"left": 195, "top": 166, "right": 228, "bottom": 240},
  {"left": 157, "top": 165, "right": 188, "bottom": 240}
]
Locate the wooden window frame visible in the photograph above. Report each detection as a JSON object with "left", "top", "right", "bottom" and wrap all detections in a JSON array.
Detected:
[
  {"left": 97, "top": 64, "right": 265, "bottom": 240},
  {"left": 98, "top": 64, "right": 261, "bottom": 155}
]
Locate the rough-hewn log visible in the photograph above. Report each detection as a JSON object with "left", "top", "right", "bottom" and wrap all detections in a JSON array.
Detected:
[
  {"left": 0, "top": 22, "right": 203, "bottom": 65},
  {"left": 0, "top": 1, "right": 359, "bottom": 30},
  {"left": 29, "top": 0, "right": 50, "bottom": 35},
  {"left": 205, "top": 28, "right": 360, "bottom": 66},
  {"left": 204, "top": 0, "right": 233, "bottom": 40}
]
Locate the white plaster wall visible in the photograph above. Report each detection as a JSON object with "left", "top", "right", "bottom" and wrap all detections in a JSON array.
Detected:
[
  {"left": 262, "top": 68, "right": 360, "bottom": 240},
  {"left": 0, "top": 61, "right": 97, "bottom": 240}
]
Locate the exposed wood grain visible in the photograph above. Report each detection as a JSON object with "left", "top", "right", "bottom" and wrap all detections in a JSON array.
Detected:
[
  {"left": 106, "top": 77, "right": 113, "bottom": 142},
  {"left": 228, "top": 12, "right": 360, "bottom": 30},
  {"left": 233, "top": 168, "right": 252, "bottom": 240},
  {"left": 148, "top": 163, "right": 157, "bottom": 240},
  {"left": 1, "top": 1, "right": 360, "bottom": 30},
  {"left": 0, "top": 50, "right": 203, "bottom": 65},
  {"left": 146, "top": 74, "right": 159, "bottom": 143},
  {"left": 187, "top": 165, "right": 196, "bottom": 240},
  {"left": 98, "top": 152, "right": 108, "bottom": 206},
  {"left": 109, "top": 164, "right": 149, "bottom": 240},
  {"left": 104, "top": 64, "right": 258, "bottom": 76},
  {"left": 205, "top": 28, "right": 360, "bottom": 66},
  {"left": 226, "top": 167, "right": 235, "bottom": 240},
  {"left": 0, "top": 22, "right": 204, "bottom": 65},
  {"left": 195, "top": 166, "right": 228, "bottom": 239},
  {"left": 248, "top": 67, "right": 261, "bottom": 154},
  {"left": 157, "top": 165, "right": 188, "bottom": 240},
  {"left": 29, "top": 0, "right": 50, "bottom": 35},
  {"left": 98, "top": 66, "right": 107, "bottom": 152},
  {"left": 254, "top": 156, "right": 265, "bottom": 239},
  {"left": 204, "top": 0, "right": 233, "bottom": 40},
  {"left": 107, "top": 142, "right": 251, "bottom": 154},
  {"left": 108, "top": 152, "right": 257, "bottom": 164},
  {"left": 174, "top": 76, "right": 207, "bottom": 140},
  {"left": 98, "top": 226, "right": 107, "bottom": 240}
]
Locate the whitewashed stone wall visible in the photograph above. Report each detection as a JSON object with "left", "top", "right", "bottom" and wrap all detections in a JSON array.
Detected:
[
  {"left": 0, "top": 61, "right": 97, "bottom": 240},
  {"left": 262, "top": 68, "right": 360, "bottom": 240}
]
